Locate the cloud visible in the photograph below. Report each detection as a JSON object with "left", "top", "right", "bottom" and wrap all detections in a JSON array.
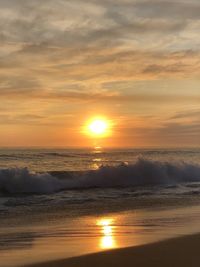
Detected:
[
  {"left": 134, "top": 1, "right": 200, "bottom": 20},
  {"left": 120, "top": 118, "right": 200, "bottom": 147},
  {"left": 0, "top": 0, "right": 196, "bottom": 49},
  {"left": 0, "top": 0, "right": 200, "bottom": 87},
  {"left": 142, "top": 63, "right": 189, "bottom": 74},
  {"left": 0, "top": 113, "right": 45, "bottom": 125},
  {"left": 0, "top": 0, "right": 199, "bottom": 147},
  {"left": 148, "top": 121, "right": 200, "bottom": 145},
  {"left": 170, "top": 109, "right": 200, "bottom": 120}
]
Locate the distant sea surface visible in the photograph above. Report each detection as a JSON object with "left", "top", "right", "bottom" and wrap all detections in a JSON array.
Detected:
[
  {"left": 1, "top": 147, "right": 200, "bottom": 172},
  {"left": 1, "top": 148, "right": 200, "bottom": 267}
]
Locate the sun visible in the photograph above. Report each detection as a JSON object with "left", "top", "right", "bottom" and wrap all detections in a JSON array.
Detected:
[
  {"left": 89, "top": 120, "right": 107, "bottom": 135},
  {"left": 86, "top": 118, "right": 110, "bottom": 137}
]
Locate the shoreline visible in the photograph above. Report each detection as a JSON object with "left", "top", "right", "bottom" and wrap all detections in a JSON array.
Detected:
[{"left": 25, "top": 232, "right": 200, "bottom": 267}]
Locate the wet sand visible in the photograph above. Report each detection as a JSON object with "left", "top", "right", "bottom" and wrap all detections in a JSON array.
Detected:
[{"left": 26, "top": 233, "right": 200, "bottom": 267}]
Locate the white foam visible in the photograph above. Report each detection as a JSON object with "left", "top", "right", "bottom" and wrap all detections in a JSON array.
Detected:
[
  {"left": 0, "top": 159, "right": 200, "bottom": 194},
  {"left": 0, "top": 168, "right": 65, "bottom": 194}
]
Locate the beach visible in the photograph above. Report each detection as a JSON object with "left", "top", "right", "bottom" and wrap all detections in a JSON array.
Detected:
[
  {"left": 2, "top": 203, "right": 200, "bottom": 267},
  {"left": 26, "top": 233, "right": 200, "bottom": 267}
]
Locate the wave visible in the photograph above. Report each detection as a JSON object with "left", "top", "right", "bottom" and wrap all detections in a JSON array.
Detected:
[
  {"left": 0, "top": 152, "right": 73, "bottom": 159},
  {"left": 0, "top": 158, "right": 200, "bottom": 194},
  {"left": 41, "top": 152, "right": 76, "bottom": 158}
]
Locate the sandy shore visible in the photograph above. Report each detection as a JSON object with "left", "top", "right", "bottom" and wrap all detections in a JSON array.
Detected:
[{"left": 26, "top": 233, "right": 200, "bottom": 267}]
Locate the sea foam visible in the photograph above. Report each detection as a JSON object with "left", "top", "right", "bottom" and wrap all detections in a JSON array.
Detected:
[{"left": 0, "top": 158, "right": 200, "bottom": 194}]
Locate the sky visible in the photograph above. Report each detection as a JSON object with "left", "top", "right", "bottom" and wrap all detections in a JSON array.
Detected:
[{"left": 0, "top": 0, "right": 200, "bottom": 147}]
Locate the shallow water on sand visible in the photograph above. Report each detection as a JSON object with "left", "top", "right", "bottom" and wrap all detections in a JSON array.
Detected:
[{"left": 1, "top": 205, "right": 200, "bottom": 267}]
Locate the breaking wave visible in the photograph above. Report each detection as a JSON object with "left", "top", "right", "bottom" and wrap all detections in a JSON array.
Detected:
[{"left": 1, "top": 158, "right": 200, "bottom": 194}]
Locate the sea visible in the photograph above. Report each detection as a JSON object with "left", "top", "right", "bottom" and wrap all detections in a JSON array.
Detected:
[{"left": 1, "top": 147, "right": 200, "bottom": 267}]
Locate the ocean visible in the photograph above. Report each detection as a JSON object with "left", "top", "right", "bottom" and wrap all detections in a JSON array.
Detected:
[{"left": 1, "top": 148, "right": 200, "bottom": 266}]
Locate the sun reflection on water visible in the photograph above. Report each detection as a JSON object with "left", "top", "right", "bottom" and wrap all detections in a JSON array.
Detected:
[{"left": 97, "top": 218, "right": 116, "bottom": 249}]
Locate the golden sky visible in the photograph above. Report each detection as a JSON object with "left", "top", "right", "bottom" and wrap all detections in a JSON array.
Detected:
[{"left": 0, "top": 0, "right": 200, "bottom": 147}]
